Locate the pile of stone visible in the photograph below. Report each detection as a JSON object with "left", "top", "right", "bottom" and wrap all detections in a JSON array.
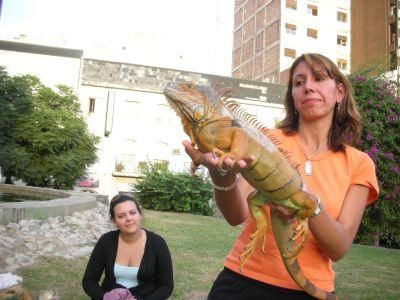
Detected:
[{"left": 0, "top": 202, "right": 114, "bottom": 272}]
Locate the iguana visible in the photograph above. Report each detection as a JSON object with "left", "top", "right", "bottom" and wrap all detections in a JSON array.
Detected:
[{"left": 163, "top": 81, "right": 337, "bottom": 300}]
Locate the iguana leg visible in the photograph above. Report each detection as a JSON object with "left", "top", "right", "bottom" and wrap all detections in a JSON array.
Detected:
[
  {"left": 215, "top": 129, "right": 251, "bottom": 168},
  {"left": 270, "top": 196, "right": 309, "bottom": 259},
  {"left": 282, "top": 219, "right": 308, "bottom": 259},
  {"left": 239, "top": 191, "right": 268, "bottom": 272},
  {"left": 277, "top": 189, "right": 317, "bottom": 259},
  {"left": 290, "top": 190, "right": 318, "bottom": 219}
]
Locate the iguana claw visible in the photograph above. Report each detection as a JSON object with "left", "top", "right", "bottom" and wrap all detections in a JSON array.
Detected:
[
  {"left": 239, "top": 192, "right": 268, "bottom": 272},
  {"left": 239, "top": 225, "right": 267, "bottom": 272}
]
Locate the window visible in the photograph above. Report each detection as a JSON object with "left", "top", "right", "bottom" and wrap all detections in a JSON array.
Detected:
[
  {"left": 307, "top": 4, "right": 318, "bottom": 16},
  {"left": 285, "top": 23, "right": 297, "bottom": 35},
  {"left": 89, "top": 98, "right": 95, "bottom": 113},
  {"left": 284, "top": 48, "right": 296, "bottom": 58},
  {"left": 286, "top": 0, "right": 297, "bottom": 10},
  {"left": 337, "top": 35, "right": 347, "bottom": 46},
  {"left": 307, "top": 28, "right": 318, "bottom": 39},
  {"left": 337, "top": 12, "right": 347, "bottom": 23},
  {"left": 390, "top": 3, "right": 396, "bottom": 17},
  {"left": 337, "top": 59, "right": 348, "bottom": 71}
]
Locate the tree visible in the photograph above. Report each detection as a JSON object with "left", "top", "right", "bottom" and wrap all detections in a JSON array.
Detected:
[
  {"left": 349, "top": 72, "right": 400, "bottom": 248},
  {"left": 9, "top": 80, "right": 99, "bottom": 189},
  {"left": 0, "top": 67, "right": 35, "bottom": 183}
]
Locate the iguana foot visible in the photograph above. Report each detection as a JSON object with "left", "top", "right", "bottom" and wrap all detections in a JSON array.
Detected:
[
  {"left": 290, "top": 190, "right": 319, "bottom": 219},
  {"left": 217, "top": 152, "right": 239, "bottom": 168},
  {"left": 239, "top": 226, "right": 267, "bottom": 272},
  {"left": 282, "top": 220, "right": 307, "bottom": 259},
  {"left": 239, "top": 191, "right": 268, "bottom": 272}
]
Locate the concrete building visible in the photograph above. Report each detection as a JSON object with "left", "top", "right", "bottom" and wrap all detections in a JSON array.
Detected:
[
  {"left": 351, "top": 0, "right": 399, "bottom": 76},
  {"left": 0, "top": 40, "right": 82, "bottom": 91},
  {"left": 232, "top": 0, "right": 351, "bottom": 84},
  {"left": 0, "top": 40, "right": 287, "bottom": 197},
  {"left": 80, "top": 59, "right": 286, "bottom": 196}
]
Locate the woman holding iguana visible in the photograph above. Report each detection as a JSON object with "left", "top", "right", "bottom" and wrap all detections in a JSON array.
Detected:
[{"left": 183, "top": 53, "right": 379, "bottom": 299}]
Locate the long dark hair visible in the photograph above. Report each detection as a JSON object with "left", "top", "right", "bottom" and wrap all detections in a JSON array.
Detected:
[
  {"left": 109, "top": 193, "right": 142, "bottom": 220},
  {"left": 278, "top": 53, "right": 361, "bottom": 152}
]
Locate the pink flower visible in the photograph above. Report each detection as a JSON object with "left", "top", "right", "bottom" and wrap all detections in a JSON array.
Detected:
[
  {"left": 390, "top": 165, "right": 399, "bottom": 174},
  {"left": 370, "top": 145, "right": 379, "bottom": 155}
]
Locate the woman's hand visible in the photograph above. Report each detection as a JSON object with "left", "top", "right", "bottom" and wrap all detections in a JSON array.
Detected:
[
  {"left": 103, "top": 288, "right": 135, "bottom": 300},
  {"left": 183, "top": 140, "right": 253, "bottom": 225},
  {"left": 182, "top": 140, "right": 253, "bottom": 176},
  {"left": 269, "top": 203, "right": 297, "bottom": 223}
]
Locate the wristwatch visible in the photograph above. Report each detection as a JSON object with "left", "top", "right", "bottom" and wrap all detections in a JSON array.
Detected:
[{"left": 312, "top": 196, "right": 323, "bottom": 217}]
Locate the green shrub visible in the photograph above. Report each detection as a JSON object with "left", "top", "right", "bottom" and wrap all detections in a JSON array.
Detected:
[{"left": 132, "top": 166, "right": 214, "bottom": 216}]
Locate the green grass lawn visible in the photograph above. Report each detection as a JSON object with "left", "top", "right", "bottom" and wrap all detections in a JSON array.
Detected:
[{"left": 17, "top": 209, "right": 400, "bottom": 299}]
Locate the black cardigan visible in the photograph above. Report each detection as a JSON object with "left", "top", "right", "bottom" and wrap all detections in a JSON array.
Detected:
[{"left": 82, "top": 229, "right": 173, "bottom": 300}]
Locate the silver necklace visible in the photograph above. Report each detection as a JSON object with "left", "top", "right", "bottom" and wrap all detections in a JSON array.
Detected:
[{"left": 297, "top": 137, "right": 327, "bottom": 176}]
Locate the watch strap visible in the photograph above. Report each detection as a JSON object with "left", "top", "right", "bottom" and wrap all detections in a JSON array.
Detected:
[{"left": 312, "top": 196, "right": 323, "bottom": 217}]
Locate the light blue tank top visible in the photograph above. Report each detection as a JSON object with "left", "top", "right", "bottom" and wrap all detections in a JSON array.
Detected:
[{"left": 114, "top": 263, "right": 139, "bottom": 288}]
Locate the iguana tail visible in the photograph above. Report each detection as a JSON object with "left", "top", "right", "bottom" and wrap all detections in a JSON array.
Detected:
[{"left": 271, "top": 213, "right": 338, "bottom": 300}]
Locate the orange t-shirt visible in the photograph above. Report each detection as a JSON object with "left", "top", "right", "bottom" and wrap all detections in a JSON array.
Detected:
[{"left": 224, "top": 129, "right": 379, "bottom": 292}]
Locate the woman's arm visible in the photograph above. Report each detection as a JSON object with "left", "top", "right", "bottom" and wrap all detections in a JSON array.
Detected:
[
  {"left": 272, "top": 184, "right": 370, "bottom": 262},
  {"left": 183, "top": 140, "right": 252, "bottom": 225},
  {"left": 211, "top": 174, "right": 253, "bottom": 225},
  {"left": 308, "top": 184, "right": 369, "bottom": 261},
  {"left": 140, "top": 237, "right": 174, "bottom": 300},
  {"left": 82, "top": 237, "right": 107, "bottom": 299}
]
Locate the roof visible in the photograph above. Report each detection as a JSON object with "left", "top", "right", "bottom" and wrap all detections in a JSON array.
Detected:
[{"left": 0, "top": 39, "right": 83, "bottom": 59}]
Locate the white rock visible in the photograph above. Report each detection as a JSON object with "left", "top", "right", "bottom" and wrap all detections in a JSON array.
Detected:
[
  {"left": 5, "top": 223, "right": 19, "bottom": 236},
  {"left": 0, "top": 203, "right": 112, "bottom": 271}
]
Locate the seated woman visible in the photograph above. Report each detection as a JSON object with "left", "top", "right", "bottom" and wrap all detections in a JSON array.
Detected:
[{"left": 82, "top": 194, "right": 174, "bottom": 300}]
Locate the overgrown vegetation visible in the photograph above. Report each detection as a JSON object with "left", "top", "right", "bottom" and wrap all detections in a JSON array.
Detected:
[
  {"left": 0, "top": 68, "right": 99, "bottom": 189},
  {"left": 349, "top": 71, "right": 400, "bottom": 248},
  {"left": 132, "top": 165, "right": 214, "bottom": 216}
]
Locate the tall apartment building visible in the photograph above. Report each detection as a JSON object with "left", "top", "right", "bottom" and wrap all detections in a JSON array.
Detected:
[
  {"left": 351, "top": 0, "right": 399, "bottom": 74},
  {"left": 232, "top": 0, "right": 350, "bottom": 84}
]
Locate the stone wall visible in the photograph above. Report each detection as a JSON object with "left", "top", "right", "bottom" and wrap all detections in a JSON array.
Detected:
[
  {"left": 0, "top": 184, "right": 102, "bottom": 225},
  {"left": 82, "top": 59, "right": 286, "bottom": 104}
]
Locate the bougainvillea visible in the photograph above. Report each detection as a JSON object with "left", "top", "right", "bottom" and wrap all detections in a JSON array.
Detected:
[{"left": 349, "top": 72, "right": 400, "bottom": 248}]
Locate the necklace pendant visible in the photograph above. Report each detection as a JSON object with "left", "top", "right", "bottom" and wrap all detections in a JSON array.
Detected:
[{"left": 304, "top": 160, "right": 312, "bottom": 176}]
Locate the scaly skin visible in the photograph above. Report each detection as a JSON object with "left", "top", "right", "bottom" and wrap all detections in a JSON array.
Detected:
[{"left": 164, "top": 82, "right": 338, "bottom": 300}]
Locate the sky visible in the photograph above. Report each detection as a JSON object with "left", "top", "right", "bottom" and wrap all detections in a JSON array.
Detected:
[{"left": 0, "top": 0, "right": 235, "bottom": 75}]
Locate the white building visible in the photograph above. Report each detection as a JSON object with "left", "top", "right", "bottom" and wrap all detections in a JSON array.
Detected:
[
  {"left": 0, "top": 40, "right": 82, "bottom": 91},
  {"left": 0, "top": 40, "right": 286, "bottom": 197},
  {"left": 280, "top": 0, "right": 351, "bottom": 73}
]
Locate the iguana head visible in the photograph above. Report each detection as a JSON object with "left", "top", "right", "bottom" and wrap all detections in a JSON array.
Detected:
[
  {"left": 164, "top": 82, "right": 210, "bottom": 123},
  {"left": 164, "top": 82, "right": 233, "bottom": 145},
  {"left": 163, "top": 82, "right": 232, "bottom": 124}
]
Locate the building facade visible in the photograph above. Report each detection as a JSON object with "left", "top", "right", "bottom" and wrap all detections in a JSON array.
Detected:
[
  {"left": 0, "top": 40, "right": 83, "bottom": 90},
  {"left": 351, "top": 0, "right": 399, "bottom": 75},
  {"left": 232, "top": 0, "right": 351, "bottom": 84},
  {"left": 0, "top": 40, "right": 287, "bottom": 197},
  {"left": 80, "top": 59, "right": 286, "bottom": 195}
]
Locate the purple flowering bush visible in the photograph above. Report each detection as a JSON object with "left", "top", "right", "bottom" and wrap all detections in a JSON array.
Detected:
[{"left": 349, "top": 72, "right": 400, "bottom": 248}]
